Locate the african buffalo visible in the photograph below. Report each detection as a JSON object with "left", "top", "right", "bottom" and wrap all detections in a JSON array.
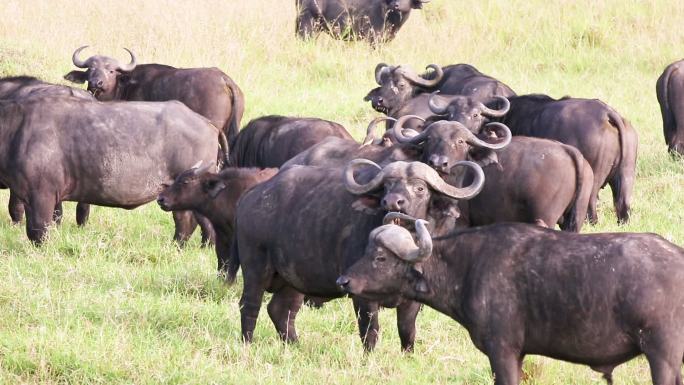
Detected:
[
  {"left": 157, "top": 165, "right": 278, "bottom": 277},
  {"left": 228, "top": 115, "right": 353, "bottom": 167},
  {"left": 392, "top": 116, "right": 594, "bottom": 232},
  {"left": 656, "top": 59, "right": 684, "bottom": 155},
  {"left": 502, "top": 95, "right": 638, "bottom": 224},
  {"left": 0, "top": 76, "right": 94, "bottom": 226},
  {"left": 296, "top": 0, "right": 429, "bottom": 45},
  {"left": 233, "top": 159, "right": 484, "bottom": 351},
  {"left": 366, "top": 63, "right": 515, "bottom": 121},
  {"left": 0, "top": 97, "right": 220, "bottom": 244},
  {"left": 339, "top": 214, "right": 684, "bottom": 385},
  {"left": 64, "top": 46, "right": 243, "bottom": 149}
]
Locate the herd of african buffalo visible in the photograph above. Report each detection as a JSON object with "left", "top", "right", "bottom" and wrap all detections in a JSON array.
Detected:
[{"left": 3, "top": 2, "right": 684, "bottom": 384}]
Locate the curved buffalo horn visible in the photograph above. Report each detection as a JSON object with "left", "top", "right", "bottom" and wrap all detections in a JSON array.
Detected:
[
  {"left": 400, "top": 64, "right": 443, "bottom": 88},
  {"left": 118, "top": 48, "right": 137, "bottom": 72},
  {"left": 479, "top": 96, "right": 510, "bottom": 118},
  {"left": 407, "top": 161, "right": 484, "bottom": 199},
  {"left": 392, "top": 115, "right": 428, "bottom": 144},
  {"left": 408, "top": 219, "right": 432, "bottom": 262},
  {"left": 344, "top": 159, "right": 385, "bottom": 195},
  {"left": 383, "top": 212, "right": 420, "bottom": 225},
  {"left": 427, "top": 91, "right": 449, "bottom": 115},
  {"left": 362, "top": 116, "right": 396, "bottom": 146},
  {"left": 474, "top": 122, "right": 512, "bottom": 149},
  {"left": 72, "top": 45, "right": 90, "bottom": 68},
  {"left": 374, "top": 63, "right": 390, "bottom": 85}
]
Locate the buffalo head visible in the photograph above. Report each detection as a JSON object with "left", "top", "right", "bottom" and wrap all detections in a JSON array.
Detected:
[
  {"left": 157, "top": 162, "right": 222, "bottom": 211},
  {"left": 391, "top": 115, "right": 511, "bottom": 173},
  {"left": 64, "top": 46, "right": 137, "bottom": 101},
  {"left": 368, "top": 63, "right": 444, "bottom": 115},
  {"left": 428, "top": 92, "right": 510, "bottom": 132},
  {"left": 344, "top": 159, "right": 484, "bottom": 222},
  {"left": 337, "top": 213, "right": 432, "bottom": 299}
]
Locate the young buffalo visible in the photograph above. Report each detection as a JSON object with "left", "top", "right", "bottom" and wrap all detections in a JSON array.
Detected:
[
  {"left": 339, "top": 214, "right": 684, "bottom": 385},
  {"left": 157, "top": 165, "right": 278, "bottom": 276}
]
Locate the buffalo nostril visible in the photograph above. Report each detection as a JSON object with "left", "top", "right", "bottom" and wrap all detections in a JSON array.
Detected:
[
  {"left": 378, "top": 97, "right": 383, "bottom": 103},
  {"left": 96, "top": 80, "right": 104, "bottom": 87},
  {"left": 396, "top": 199, "right": 405, "bottom": 207},
  {"left": 336, "top": 276, "right": 350, "bottom": 288}
]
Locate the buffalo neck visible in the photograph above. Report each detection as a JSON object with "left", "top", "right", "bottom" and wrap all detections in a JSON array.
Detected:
[{"left": 406, "top": 233, "right": 478, "bottom": 325}]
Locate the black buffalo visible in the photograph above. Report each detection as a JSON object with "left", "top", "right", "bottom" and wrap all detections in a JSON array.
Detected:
[
  {"left": 502, "top": 95, "right": 638, "bottom": 224},
  {"left": 656, "top": 59, "right": 684, "bottom": 155},
  {"left": 339, "top": 215, "right": 684, "bottom": 385},
  {"left": 157, "top": 165, "right": 278, "bottom": 276},
  {"left": 0, "top": 97, "right": 220, "bottom": 244},
  {"left": 228, "top": 115, "right": 353, "bottom": 167},
  {"left": 233, "top": 160, "right": 484, "bottom": 351},
  {"left": 296, "top": 0, "right": 429, "bottom": 45},
  {"left": 430, "top": 93, "right": 638, "bottom": 224},
  {"left": 64, "top": 46, "right": 244, "bottom": 150},
  {"left": 392, "top": 116, "right": 594, "bottom": 232},
  {"left": 366, "top": 63, "right": 515, "bottom": 123},
  {"left": 0, "top": 76, "right": 94, "bottom": 226}
]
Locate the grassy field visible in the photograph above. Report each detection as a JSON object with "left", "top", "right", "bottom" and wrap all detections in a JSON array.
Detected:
[{"left": 1, "top": 0, "right": 684, "bottom": 383}]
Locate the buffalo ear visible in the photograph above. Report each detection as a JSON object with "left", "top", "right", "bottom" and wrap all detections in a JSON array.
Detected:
[
  {"left": 409, "top": 267, "right": 429, "bottom": 293},
  {"left": 118, "top": 73, "right": 138, "bottom": 86},
  {"left": 468, "top": 147, "right": 500, "bottom": 169},
  {"left": 351, "top": 195, "right": 381, "bottom": 215},
  {"left": 203, "top": 178, "right": 226, "bottom": 198},
  {"left": 64, "top": 70, "right": 87, "bottom": 84}
]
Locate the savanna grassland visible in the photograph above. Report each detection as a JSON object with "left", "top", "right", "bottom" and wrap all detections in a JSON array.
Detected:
[{"left": 1, "top": 0, "right": 684, "bottom": 384}]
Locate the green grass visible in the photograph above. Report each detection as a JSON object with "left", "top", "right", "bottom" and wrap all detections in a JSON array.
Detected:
[{"left": 1, "top": 0, "right": 683, "bottom": 383}]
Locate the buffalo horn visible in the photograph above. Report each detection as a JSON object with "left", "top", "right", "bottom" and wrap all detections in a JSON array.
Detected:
[
  {"left": 344, "top": 159, "right": 385, "bottom": 194},
  {"left": 427, "top": 91, "right": 449, "bottom": 115},
  {"left": 399, "top": 64, "right": 443, "bottom": 88},
  {"left": 479, "top": 96, "right": 510, "bottom": 118},
  {"left": 362, "top": 116, "right": 396, "bottom": 146},
  {"left": 463, "top": 122, "right": 512, "bottom": 150},
  {"left": 72, "top": 45, "right": 90, "bottom": 68},
  {"left": 374, "top": 63, "right": 390, "bottom": 85},
  {"left": 413, "top": 161, "right": 485, "bottom": 199},
  {"left": 118, "top": 48, "right": 138, "bottom": 72},
  {"left": 392, "top": 115, "right": 428, "bottom": 144}
]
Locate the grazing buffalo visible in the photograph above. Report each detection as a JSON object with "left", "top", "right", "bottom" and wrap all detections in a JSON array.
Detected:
[
  {"left": 0, "top": 76, "right": 95, "bottom": 225},
  {"left": 339, "top": 215, "right": 684, "bottom": 385},
  {"left": 502, "top": 95, "right": 638, "bottom": 224},
  {"left": 366, "top": 63, "right": 515, "bottom": 121},
  {"left": 392, "top": 116, "right": 594, "bottom": 232},
  {"left": 233, "top": 160, "right": 484, "bottom": 351},
  {"left": 656, "top": 59, "right": 684, "bottom": 155},
  {"left": 64, "top": 46, "right": 243, "bottom": 150},
  {"left": 228, "top": 115, "right": 353, "bottom": 167},
  {"left": 157, "top": 165, "right": 278, "bottom": 276},
  {"left": 296, "top": 0, "right": 429, "bottom": 45},
  {"left": 0, "top": 97, "right": 220, "bottom": 244}
]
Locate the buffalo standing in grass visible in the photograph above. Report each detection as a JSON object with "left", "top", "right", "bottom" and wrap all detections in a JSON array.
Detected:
[
  {"left": 157, "top": 165, "right": 278, "bottom": 276},
  {"left": 430, "top": 93, "right": 638, "bottom": 224},
  {"left": 64, "top": 46, "right": 243, "bottom": 150},
  {"left": 0, "top": 97, "right": 220, "bottom": 244},
  {"left": 228, "top": 115, "right": 353, "bottom": 167},
  {"left": 0, "top": 76, "right": 94, "bottom": 225},
  {"left": 296, "top": 0, "right": 430, "bottom": 45},
  {"left": 339, "top": 214, "right": 684, "bottom": 385},
  {"left": 656, "top": 59, "right": 684, "bottom": 155},
  {"left": 233, "top": 159, "right": 484, "bottom": 351},
  {"left": 365, "top": 63, "right": 515, "bottom": 126},
  {"left": 392, "top": 115, "right": 594, "bottom": 232}
]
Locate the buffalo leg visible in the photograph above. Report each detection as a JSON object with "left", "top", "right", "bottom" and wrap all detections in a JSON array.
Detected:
[
  {"left": 609, "top": 175, "right": 632, "bottom": 225},
  {"left": 52, "top": 201, "right": 63, "bottom": 224},
  {"left": 295, "top": 9, "right": 319, "bottom": 39},
  {"left": 396, "top": 300, "right": 421, "bottom": 352},
  {"left": 487, "top": 349, "right": 523, "bottom": 385},
  {"left": 76, "top": 203, "right": 91, "bottom": 226},
  {"left": 215, "top": 231, "right": 232, "bottom": 279},
  {"left": 239, "top": 247, "right": 272, "bottom": 343},
  {"left": 194, "top": 212, "right": 215, "bottom": 247},
  {"left": 352, "top": 298, "right": 380, "bottom": 351},
  {"left": 8, "top": 191, "right": 24, "bottom": 224},
  {"left": 587, "top": 188, "right": 599, "bottom": 225},
  {"left": 267, "top": 285, "right": 305, "bottom": 343},
  {"left": 25, "top": 192, "right": 57, "bottom": 244},
  {"left": 643, "top": 333, "right": 684, "bottom": 385},
  {"left": 172, "top": 210, "right": 197, "bottom": 246}
]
